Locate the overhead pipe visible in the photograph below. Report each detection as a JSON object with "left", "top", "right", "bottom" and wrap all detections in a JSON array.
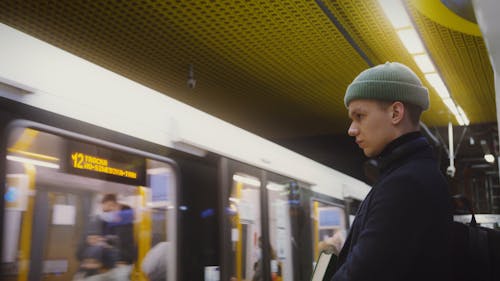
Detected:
[
  {"left": 419, "top": 121, "right": 440, "bottom": 147},
  {"left": 315, "top": 0, "right": 374, "bottom": 67}
]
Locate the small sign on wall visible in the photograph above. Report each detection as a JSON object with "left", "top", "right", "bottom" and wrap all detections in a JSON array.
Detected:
[{"left": 52, "top": 204, "right": 76, "bottom": 225}]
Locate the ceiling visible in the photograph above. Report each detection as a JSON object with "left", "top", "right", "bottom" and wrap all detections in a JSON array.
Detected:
[{"left": 0, "top": 0, "right": 495, "bottom": 139}]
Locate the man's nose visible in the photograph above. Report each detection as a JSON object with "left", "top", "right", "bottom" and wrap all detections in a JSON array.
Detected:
[{"left": 348, "top": 123, "right": 358, "bottom": 136}]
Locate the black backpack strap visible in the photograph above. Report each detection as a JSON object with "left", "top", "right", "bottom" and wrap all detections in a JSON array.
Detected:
[
  {"left": 452, "top": 194, "right": 492, "bottom": 281},
  {"left": 469, "top": 223, "right": 490, "bottom": 281}
]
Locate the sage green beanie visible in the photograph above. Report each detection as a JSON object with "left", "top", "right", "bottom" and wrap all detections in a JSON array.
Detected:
[{"left": 344, "top": 62, "right": 429, "bottom": 110}]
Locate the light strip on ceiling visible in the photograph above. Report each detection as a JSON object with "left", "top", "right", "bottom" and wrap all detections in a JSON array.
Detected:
[
  {"left": 442, "top": 98, "right": 459, "bottom": 116},
  {"left": 7, "top": 155, "right": 60, "bottom": 169},
  {"left": 457, "top": 106, "right": 470, "bottom": 126},
  {"left": 232, "top": 174, "right": 261, "bottom": 187},
  {"left": 413, "top": 54, "right": 435, "bottom": 73},
  {"left": 377, "top": 0, "right": 469, "bottom": 126},
  {"left": 397, "top": 28, "right": 425, "bottom": 54},
  {"left": 377, "top": 0, "right": 412, "bottom": 28},
  {"left": 425, "top": 73, "right": 450, "bottom": 99},
  {"left": 266, "top": 182, "right": 286, "bottom": 191}
]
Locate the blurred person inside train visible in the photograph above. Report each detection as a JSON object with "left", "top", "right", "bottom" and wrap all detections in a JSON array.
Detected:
[
  {"left": 99, "top": 193, "right": 137, "bottom": 279},
  {"left": 141, "top": 241, "right": 169, "bottom": 281},
  {"left": 330, "top": 62, "right": 453, "bottom": 281},
  {"left": 318, "top": 229, "right": 346, "bottom": 256},
  {"left": 76, "top": 193, "right": 137, "bottom": 280},
  {"left": 252, "top": 237, "right": 264, "bottom": 281},
  {"left": 74, "top": 221, "right": 118, "bottom": 280},
  {"left": 252, "top": 237, "right": 282, "bottom": 281}
]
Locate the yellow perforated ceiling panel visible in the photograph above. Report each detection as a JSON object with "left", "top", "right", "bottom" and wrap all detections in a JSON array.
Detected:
[
  {"left": 0, "top": 0, "right": 495, "bottom": 139},
  {"left": 407, "top": 0, "right": 495, "bottom": 125},
  {"left": 318, "top": 0, "right": 495, "bottom": 127}
]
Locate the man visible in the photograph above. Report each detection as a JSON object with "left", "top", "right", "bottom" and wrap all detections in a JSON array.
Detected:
[
  {"left": 99, "top": 193, "right": 136, "bottom": 280},
  {"left": 331, "top": 62, "right": 452, "bottom": 281},
  {"left": 99, "top": 194, "right": 136, "bottom": 265}
]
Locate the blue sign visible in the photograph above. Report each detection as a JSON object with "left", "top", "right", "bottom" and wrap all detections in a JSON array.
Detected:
[{"left": 319, "top": 209, "right": 341, "bottom": 227}]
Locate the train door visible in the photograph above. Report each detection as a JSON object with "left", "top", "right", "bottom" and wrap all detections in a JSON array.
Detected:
[
  {"left": 222, "top": 160, "right": 262, "bottom": 281},
  {"left": 264, "top": 173, "right": 302, "bottom": 281},
  {"left": 1, "top": 122, "right": 178, "bottom": 281},
  {"left": 221, "top": 159, "right": 303, "bottom": 281}
]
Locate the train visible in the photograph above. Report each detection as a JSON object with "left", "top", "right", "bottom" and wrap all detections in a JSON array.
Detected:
[{"left": 0, "top": 23, "right": 370, "bottom": 281}]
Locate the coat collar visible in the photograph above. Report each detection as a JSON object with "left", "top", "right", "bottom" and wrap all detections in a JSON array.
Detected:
[{"left": 364, "top": 131, "right": 430, "bottom": 183}]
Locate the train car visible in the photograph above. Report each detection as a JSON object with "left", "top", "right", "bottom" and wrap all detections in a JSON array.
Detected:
[{"left": 0, "top": 24, "right": 370, "bottom": 281}]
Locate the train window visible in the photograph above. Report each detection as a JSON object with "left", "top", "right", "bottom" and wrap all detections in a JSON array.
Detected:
[
  {"left": 311, "top": 200, "right": 346, "bottom": 264},
  {"left": 266, "top": 180, "right": 297, "bottom": 281},
  {"left": 228, "top": 173, "right": 262, "bottom": 281},
  {"left": 2, "top": 126, "right": 177, "bottom": 281}
]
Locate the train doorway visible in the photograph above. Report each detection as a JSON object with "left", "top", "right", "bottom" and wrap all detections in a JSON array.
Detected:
[{"left": 221, "top": 159, "right": 303, "bottom": 281}]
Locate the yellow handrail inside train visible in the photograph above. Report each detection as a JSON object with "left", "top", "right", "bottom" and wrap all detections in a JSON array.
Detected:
[
  {"left": 17, "top": 164, "right": 36, "bottom": 281},
  {"left": 133, "top": 186, "right": 152, "bottom": 281},
  {"left": 7, "top": 148, "right": 59, "bottom": 162}
]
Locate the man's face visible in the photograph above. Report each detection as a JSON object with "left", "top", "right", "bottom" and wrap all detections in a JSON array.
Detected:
[{"left": 347, "top": 99, "right": 395, "bottom": 157}]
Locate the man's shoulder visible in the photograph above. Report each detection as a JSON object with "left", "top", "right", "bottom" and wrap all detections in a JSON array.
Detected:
[
  {"left": 378, "top": 158, "right": 445, "bottom": 189},
  {"left": 390, "top": 153, "right": 443, "bottom": 180},
  {"left": 375, "top": 159, "right": 448, "bottom": 209}
]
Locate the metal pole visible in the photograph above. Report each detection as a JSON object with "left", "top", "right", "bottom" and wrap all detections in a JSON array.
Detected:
[{"left": 447, "top": 122, "right": 456, "bottom": 177}]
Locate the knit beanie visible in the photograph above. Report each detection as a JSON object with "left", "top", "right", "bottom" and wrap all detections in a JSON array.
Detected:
[{"left": 344, "top": 62, "right": 429, "bottom": 110}]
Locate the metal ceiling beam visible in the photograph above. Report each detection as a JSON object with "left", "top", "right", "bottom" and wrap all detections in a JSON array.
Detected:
[{"left": 315, "top": 0, "right": 374, "bottom": 67}]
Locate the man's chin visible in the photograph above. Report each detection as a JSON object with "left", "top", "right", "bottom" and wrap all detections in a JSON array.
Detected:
[
  {"left": 363, "top": 149, "right": 376, "bottom": 158},
  {"left": 362, "top": 149, "right": 370, "bottom": 157}
]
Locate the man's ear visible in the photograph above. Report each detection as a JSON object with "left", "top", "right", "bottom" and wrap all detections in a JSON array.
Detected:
[{"left": 390, "top": 101, "right": 405, "bottom": 125}]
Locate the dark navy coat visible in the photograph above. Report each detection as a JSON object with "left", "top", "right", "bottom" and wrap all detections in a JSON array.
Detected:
[{"left": 332, "top": 132, "right": 453, "bottom": 281}]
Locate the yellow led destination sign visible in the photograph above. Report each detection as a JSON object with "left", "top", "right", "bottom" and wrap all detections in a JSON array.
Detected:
[
  {"left": 71, "top": 152, "right": 138, "bottom": 179},
  {"left": 66, "top": 140, "right": 145, "bottom": 186}
]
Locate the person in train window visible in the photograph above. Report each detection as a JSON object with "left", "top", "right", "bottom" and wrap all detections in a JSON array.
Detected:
[
  {"left": 98, "top": 193, "right": 137, "bottom": 279},
  {"left": 74, "top": 221, "right": 119, "bottom": 280},
  {"left": 318, "top": 229, "right": 346, "bottom": 256},
  {"left": 331, "top": 62, "right": 453, "bottom": 281},
  {"left": 252, "top": 237, "right": 264, "bottom": 281},
  {"left": 252, "top": 237, "right": 282, "bottom": 281},
  {"left": 141, "top": 241, "right": 169, "bottom": 281}
]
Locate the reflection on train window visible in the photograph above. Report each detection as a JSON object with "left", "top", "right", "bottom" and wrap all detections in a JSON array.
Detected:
[
  {"left": 2, "top": 127, "right": 177, "bottom": 281},
  {"left": 266, "top": 181, "right": 296, "bottom": 281},
  {"left": 229, "top": 173, "right": 261, "bottom": 281},
  {"left": 312, "top": 201, "right": 346, "bottom": 263}
]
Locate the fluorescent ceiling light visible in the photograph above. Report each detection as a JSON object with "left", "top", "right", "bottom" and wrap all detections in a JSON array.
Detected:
[
  {"left": 457, "top": 106, "right": 470, "bottom": 126},
  {"left": 377, "top": 0, "right": 412, "bottom": 29},
  {"left": 377, "top": 0, "right": 470, "bottom": 126},
  {"left": 442, "top": 98, "right": 459, "bottom": 115},
  {"left": 425, "top": 73, "right": 450, "bottom": 99},
  {"left": 397, "top": 28, "right": 425, "bottom": 54},
  {"left": 413, "top": 54, "right": 435, "bottom": 73},
  {"left": 232, "top": 174, "right": 260, "bottom": 187},
  {"left": 266, "top": 182, "right": 286, "bottom": 192},
  {"left": 455, "top": 115, "right": 465, "bottom": 126},
  {"left": 7, "top": 155, "right": 60, "bottom": 169},
  {"left": 442, "top": 98, "right": 465, "bottom": 125},
  {"left": 484, "top": 154, "right": 495, "bottom": 163}
]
